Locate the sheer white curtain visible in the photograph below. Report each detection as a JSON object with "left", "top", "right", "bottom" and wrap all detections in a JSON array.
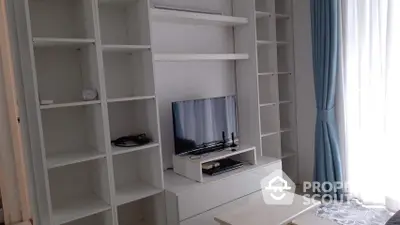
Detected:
[{"left": 341, "top": 0, "right": 400, "bottom": 210}]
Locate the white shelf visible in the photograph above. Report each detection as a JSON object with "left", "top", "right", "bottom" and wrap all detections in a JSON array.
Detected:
[
  {"left": 257, "top": 40, "right": 275, "bottom": 45},
  {"left": 258, "top": 72, "right": 292, "bottom": 76},
  {"left": 257, "top": 40, "right": 290, "bottom": 46},
  {"left": 255, "top": 11, "right": 272, "bottom": 18},
  {"left": 280, "top": 128, "right": 292, "bottom": 133},
  {"left": 40, "top": 100, "right": 101, "bottom": 109},
  {"left": 281, "top": 150, "right": 296, "bottom": 159},
  {"left": 115, "top": 182, "right": 163, "bottom": 206},
  {"left": 151, "top": 8, "right": 248, "bottom": 26},
  {"left": 33, "top": 37, "right": 95, "bottom": 47},
  {"left": 276, "top": 14, "right": 291, "bottom": 19},
  {"left": 279, "top": 100, "right": 292, "bottom": 104},
  {"left": 107, "top": 96, "right": 155, "bottom": 103},
  {"left": 277, "top": 41, "right": 290, "bottom": 45},
  {"left": 261, "top": 132, "right": 279, "bottom": 138},
  {"left": 53, "top": 194, "right": 110, "bottom": 224},
  {"left": 259, "top": 102, "right": 276, "bottom": 107},
  {"left": 47, "top": 151, "right": 106, "bottom": 169},
  {"left": 277, "top": 72, "right": 292, "bottom": 75},
  {"left": 177, "top": 145, "right": 255, "bottom": 164},
  {"left": 102, "top": 45, "right": 151, "bottom": 53},
  {"left": 112, "top": 142, "right": 159, "bottom": 156},
  {"left": 98, "top": 0, "right": 134, "bottom": 4},
  {"left": 154, "top": 53, "right": 249, "bottom": 61},
  {"left": 258, "top": 72, "right": 275, "bottom": 76}
]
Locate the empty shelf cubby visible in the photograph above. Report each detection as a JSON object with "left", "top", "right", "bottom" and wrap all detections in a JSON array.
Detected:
[
  {"left": 278, "top": 72, "right": 294, "bottom": 102},
  {"left": 28, "top": 0, "right": 95, "bottom": 39},
  {"left": 255, "top": 0, "right": 275, "bottom": 13},
  {"left": 34, "top": 45, "right": 100, "bottom": 105},
  {"left": 275, "top": 0, "right": 292, "bottom": 15},
  {"left": 277, "top": 44, "right": 292, "bottom": 73},
  {"left": 103, "top": 51, "right": 155, "bottom": 100},
  {"left": 258, "top": 75, "right": 279, "bottom": 105},
  {"left": 261, "top": 132, "right": 281, "bottom": 158},
  {"left": 48, "top": 159, "right": 111, "bottom": 224},
  {"left": 257, "top": 45, "right": 276, "bottom": 74},
  {"left": 41, "top": 104, "right": 106, "bottom": 169},
  {"left": 279, "top": 103, "right": 295, "bottom": 130},
  {"left": 116, "top": 191, "right": 165, "bottom": 225},
  {"left": 112, "top": 148, "right": 163, "bottom": 205},
  {"left": 276, "top": 18, "right": 291, "bottom": 42},
  {"left": 256, "top": 16, "right": 275, "bottom": 42},
  {"left": 99, "top": 0, "right": 150, "bottom": 45},
  {"left": 260, "top": 104, "right": 280, "bottom": 135}
]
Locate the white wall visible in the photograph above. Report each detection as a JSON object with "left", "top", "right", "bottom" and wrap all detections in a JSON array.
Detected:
[{"left": 293, "top": 0, "right": 316, "bottom": 183}]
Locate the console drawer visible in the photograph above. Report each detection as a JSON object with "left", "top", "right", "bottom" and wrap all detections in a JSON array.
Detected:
[{"left": 177, "top": 161, "right": 281, "bottom": 221}]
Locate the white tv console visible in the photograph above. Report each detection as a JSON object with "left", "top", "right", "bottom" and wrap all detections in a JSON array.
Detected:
[
  {"left": 165, "top": 156, "right": 281, "bottom": 225},
  {"left": 173, "top": 145, "right": 257, "bottom": 182}
]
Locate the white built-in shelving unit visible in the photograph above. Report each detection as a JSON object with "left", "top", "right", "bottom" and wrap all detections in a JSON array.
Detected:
[
  {"left": 17, "top": 0, "right": 165, "bottom": 224},
  {"left": 254, "top": 0, "right": 298, "bottom": 181},
  {"left": 14, "top": 0, "right": 298, "bottom": 224},
  {"left": 153, "top": 53, "right": 249, "bottom": 61},
  {"left": 151, "top": 8, "right": 248, "bottom": 26}
]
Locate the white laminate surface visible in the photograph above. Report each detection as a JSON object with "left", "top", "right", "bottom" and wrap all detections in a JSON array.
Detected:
[{"left": 214, "top": 192, "right": 319, "bottom": 225}]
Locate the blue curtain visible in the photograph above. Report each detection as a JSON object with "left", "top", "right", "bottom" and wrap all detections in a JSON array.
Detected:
[{"left": 310, "top": 0, "right": 343, "bottom": 198}]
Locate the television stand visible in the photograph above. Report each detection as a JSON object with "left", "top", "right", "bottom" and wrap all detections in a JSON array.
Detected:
[
  {"left": 190, "top": 144, "right": 225, "bottom": 155},
  {"left": 172, "top": 144, "right": 256, "bottom": 182}
]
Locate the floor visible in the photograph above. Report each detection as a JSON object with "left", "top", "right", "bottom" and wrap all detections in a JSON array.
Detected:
[
  {"left": 293, "top": 190, "right": 394, "bottom": 225},
  {"left": 294, "top": 185, "right": 342, "bottom": 225},
  {"left": 295, "top": 211, "right": 337, "bottom": 225},
  {"left": 293, "top": 185, "right": 338, "bottom": 224}
]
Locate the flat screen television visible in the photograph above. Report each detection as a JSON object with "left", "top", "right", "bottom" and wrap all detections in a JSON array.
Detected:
[{"left": 172, "top": 95, "right": 238, "bottom": 155}]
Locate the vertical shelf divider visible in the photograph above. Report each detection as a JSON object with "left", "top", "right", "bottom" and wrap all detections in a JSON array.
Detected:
[
  {"left": 91, "top": 0, "right": 118, "bottom": 224},
  {"left": 145, "top": 0, "right": 165, "bottom": 190}
]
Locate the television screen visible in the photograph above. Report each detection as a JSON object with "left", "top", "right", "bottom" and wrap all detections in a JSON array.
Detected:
[{"left": 172, "top": 95, "right": 238, "bottom": 155}]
